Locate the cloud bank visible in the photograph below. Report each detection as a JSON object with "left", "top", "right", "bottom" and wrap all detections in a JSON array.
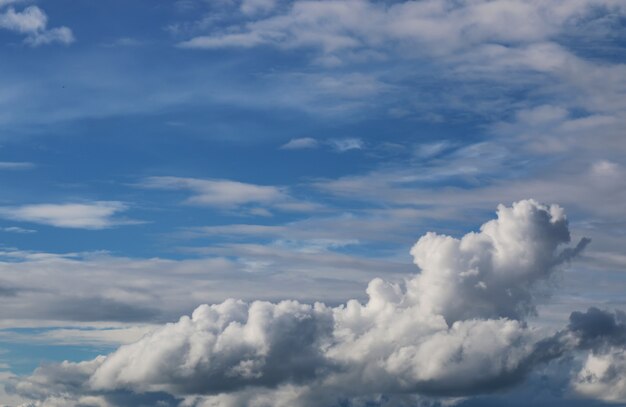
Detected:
[{"left": 7, "top": 200, "right": 621, "bottom": 407}]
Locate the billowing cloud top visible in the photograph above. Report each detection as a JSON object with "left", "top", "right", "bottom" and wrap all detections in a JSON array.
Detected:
[{"left": 7, "top": 199, "right": 613, "bottom": 407}]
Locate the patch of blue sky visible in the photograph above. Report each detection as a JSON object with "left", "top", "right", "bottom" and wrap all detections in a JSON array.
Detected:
[{"left": 0, "top": 339, "right": 114, "bottom": 376}]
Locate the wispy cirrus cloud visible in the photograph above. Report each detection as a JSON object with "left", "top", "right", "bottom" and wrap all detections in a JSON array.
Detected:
[
  {"left": 140, "top": 176, "right": 321, "bottom": 214},
  {"left": 0, "top": 201, "right": 134, "bottom": 229},
  {"left": 280, "top": 137, "right": 364, "bottom": 152},
  {"left": 0, "top": 161, "right": 34, "bottom": 170},
  {"left": 1, "top": 226, "right": 35, "bottom": 234},
  {"left": 328, "top": 137, "right": 363, "bottom": 152},
  {"left": 280, "top": 137, "right": 318, "bottom": 150}
]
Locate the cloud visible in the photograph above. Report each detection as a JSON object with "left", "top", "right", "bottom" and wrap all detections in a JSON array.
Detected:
[
  {"left": 567, "top": 308, "right": 626, "bottom": 403},
  {"left": 241, "top": 0, "right": 279, "bottom": 16},
  {"left": 0, "top": 325, "right": 157, "bottom": 348},
  {"left": 328, "top": 138, "right": 363, "bottom": 152},
  {"left": 569, "top": 308, "right": 626, "bottom": 351},
  {"left": 177, "top": 0, "right": 625, "bottom": 62},
  {"left": 0, "top": 162, "right": 34, "bottom": 170},
  {"left": 90, "top": 300, "right": 335, "bottom": 395},
  {"left": 573, "top": 349, "right": 626, "bottom": 404},
  {"left": 6, "top": 200, "right": 598, "bottom": 406},
  {"left": 280, "top": 137, "right": 318, "bottom": 150},
  {"left": 0, "top": 5, "right": 74, "bottom": 46},
  {"left": 1, "top": 226, "right": 35, "bottom": 234},
  {"left": 0, "top": 201, "right": 132, "bottom": 229},
  {"left": 0, "top": 243, "right": 400, "bottom": 327},
  {"left": 140, "top": 176, "right": 319, "bottom": 213},
  {"left": 408, "top": 199, "right": 580, "bottom": 323}
]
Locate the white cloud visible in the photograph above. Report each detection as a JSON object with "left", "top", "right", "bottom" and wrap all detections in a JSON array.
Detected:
[
  {"left": 140, "top": 176, "right": 319, "bottom": 213},
  {"left": 280, "top": 137, "right": 318, "bottom": 150},
  {"left": 0, "top": 201, "right": 132, "bottom": 229},
  {"left": 408, "top": 199, "right": 584, "bottom": 323},
  {"left": 0, "top": 5, "right": 74, "bottom": 46},
  {"left": 147, "top": 177, "right": 285, "bottom": 206},
  {"left": 1, "top": 226, "right": 35, "bottom": 233},
  {"left": 89, "top": 299, "right": 335, "bottom": 395},
  {"left": 6, "top": 200, "right": 594, "bottom": 406},
  {"left": 25, "top": 26, "right": 74, "bottom": 46},
  {"left": 178, "top": 0, "right": 626, "bottom": 61},
  {"left": 328, "top": 138, "right": 363, "bottom": 152},
  {"left": 573, "top": 349, "right": 626, "bottom": 403},
  {"left": 0, "top": 161, "right": 34, "bottom": 170}
]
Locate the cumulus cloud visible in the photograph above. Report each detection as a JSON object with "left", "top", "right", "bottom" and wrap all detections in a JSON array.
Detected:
[
  {"left": 90, "top": 300, "right": 335, "bottom": 395},
  {"left": 408, "top": 199, "right": 583, "bottom": 323},
  {"left": 565, "top": 308, "right": 626, "bottom": 404},
  {"left": 6, "top": 199, "right": 601, "bottom": 406},
  {"left": 0, "top": 201, "right": 133, "bottom": 229},
  {"left": 568, "top": 307, "right": 626, "bottom": 351},
  {"left": 573, "top": 349, "right": 626, "bottom": 404},
  {"left": 0, "top": 5, "right": 74, "bottom": 46}
]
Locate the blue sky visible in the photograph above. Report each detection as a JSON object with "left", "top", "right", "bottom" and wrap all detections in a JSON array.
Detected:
[{"left": 1, "top": 0, "right": 626, "bottom": 406}]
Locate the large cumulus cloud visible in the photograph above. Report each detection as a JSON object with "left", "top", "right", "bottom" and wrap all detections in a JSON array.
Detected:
[
  {"left": 8, "top": 199, "right": 615, "bottom": 407},
  {"left": 408, "top": 199, "right": 583, "bottom": 322},
  {"left": 89, "top": 299, "right": 335, "bottom": 395}
]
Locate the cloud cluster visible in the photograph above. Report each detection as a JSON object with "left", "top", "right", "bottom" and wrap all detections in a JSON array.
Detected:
[
  {"left": 0, "top": 3, "right": 74, "bottom": 46},
  {"left": 179, "top": 0, "right": 625, "bottom": 64},
  {"left": 6, "top": 199, "right": 611, "bottom": 407},
  {"left": 408, "top": 200, "right": 586, "bottom": 323},
  {"left": 567, "top": 308, "right": 626, "bottom": 403}
]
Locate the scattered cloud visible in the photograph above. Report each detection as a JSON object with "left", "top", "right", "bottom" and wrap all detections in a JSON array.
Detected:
[
  {"left": 328, "top": 138, "right": 363, "bottom": 152},
  {"left": 177, "top": 1, "right": 625, "bottom": 63},
  {"left": 0, "top": 201, "right": 133, "bottom": 229},
  {"left": 0, "top": 162, "right": 34, "bottom": 170},
  {"left": 280, "top": 137, "right": 318, "bottom": 150},
  {"left": 1, "top": 226, "right": 35, "bottom": 234},
  {"left": 140, "top": 176, "right": 320, "bottom": 213},
  {"left": 0, "top": 5, "right": 74, "bottom": 46},
  {"left": 281, "top": 137, "right": 366, "bottom": 152}
]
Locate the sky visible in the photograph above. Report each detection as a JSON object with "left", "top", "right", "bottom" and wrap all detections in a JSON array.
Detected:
[{"left": 0, "top": 0, "right": 625, "bottom": 406}]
